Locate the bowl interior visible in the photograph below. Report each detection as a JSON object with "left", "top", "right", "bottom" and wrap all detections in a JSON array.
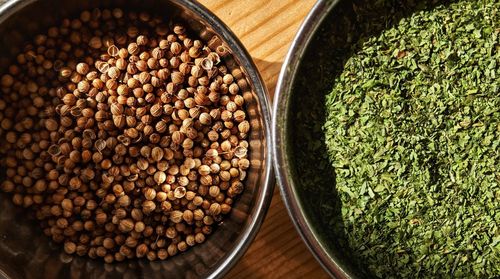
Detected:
[
  {"left": 286, "top": 0, "right": 455, "bottom": 277},
  {"left": 0, "top": 1, "right": 272, "bottom": 278}
]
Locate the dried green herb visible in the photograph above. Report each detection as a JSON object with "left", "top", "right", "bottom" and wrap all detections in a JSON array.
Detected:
[{"left": 321, "top": 0, "right": 499, "bottom": 278}]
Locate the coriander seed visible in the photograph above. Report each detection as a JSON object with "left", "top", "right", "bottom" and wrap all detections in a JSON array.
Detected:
[{"left": 0, "top": 8, "right": 251, "bottom": 263}]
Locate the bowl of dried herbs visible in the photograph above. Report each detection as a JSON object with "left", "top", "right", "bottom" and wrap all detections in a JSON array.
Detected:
[{"left": 273, "top": 0, "right": 499, "bottom": 278}]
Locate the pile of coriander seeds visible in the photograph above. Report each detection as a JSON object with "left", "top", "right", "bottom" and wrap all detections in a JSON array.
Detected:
[{"left": 0, "top": 8, "right": 251, "bottom": 263}]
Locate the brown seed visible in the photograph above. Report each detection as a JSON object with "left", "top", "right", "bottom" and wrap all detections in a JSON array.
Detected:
[
  {"left": 116, "top": 58, "right": 127, "bottom": 70},
  {"left": 110, "top": 103, "right": 124, "bottom": 115},
  {"left": 76, "top": 63, "right": 90, "bottom": 75},
  {"left": 136, "top": 35, "right": 148, "bottom": 46},
  {"left": 195, "top": 232, "right": 205, "bottom": 244},
  {"left": 170, "top": 42, "right": 182, "bottom": 55},
  {"left": 238, "top": 121, "right": 250, "bottom": 133},
  {"left": 64, "top": 242, "right": 77, "bottom": 254},
  {"left": 188, "top": 47, "right": 201, "bottom": 58},
  {"left": 142, "top": 200, "right": 156, "bottom": 214},
  {"left": 136, "top": 243, "right": 148, "bottom": 258},
  {"left": 89, "top": 36, "right": 102, "bottom": 49},
  {"left": 107, "top": 45, "right": 119, "bottom": 57},
  {"left": 156, "top": 68, "right": 169, "bottom": 81},
  {"left": 125, "top": 128, "right": 139, "bottom": 138},
  {"left": 183, "top": 210, "right": 194, "bottom": 223},
  {"left": 221, "top": 203, "right": 232, "bottom": 214},
  {"left": 229, "top": 83, "right": 240, "bottom": 94},
  {"left": 59, "top": 67, "right": 73, "bottom": 78},
  {"left": 173, "top": 25, "right": 185, "bottom": 35},
  {"left": 150, "top": 103, "right": 162, "bottom": 117},
  {"left": 44, "top": 119, "right": 58, "bottom": 131},
  {"left": 77, "top": 80, "right": 90, "bottom": 92},
  {"left": 153, "top": 171, "right": 166, "bottom": 184},
  {"left": 96, "top": 61, "right": 110, "bottom": 73},
  {"left": 118, "top": 219, "right": 134, "bottom": 232},
  {"left": 199, "top": 112, "right": 212, "bottom": 125},
  {"left": 234, "top": 95, "right": 245, "bottom": 107},
  {"left": 1, "top": 74, "right": 14, "bottom": 87},
  {"left": 151, "top": 147, "right": 164, "bottom": 161},
  {"left": 206, "top": 149, "right": 219, "bottom": 160},
  {"left": 177, "top": 241, "right": 188, "bottom": 252},
  {"left": 169, "top": 210, "right": 183, "bottom": 223},
  {"left": 135, "top": 74, "right": 150, "bottom": 87},
  {"left": 201, "top": 58, "right": 213, "bottom": 70},
  {"left": 144, "top": 188, "right": 156, "bottom": 200},
  {"left": 233, "top": 110, "right": 246, "bottom": 122},
  {"left": 113, "top": 115, "right": 126, "bottom": 128},
  {"left": 94, "top": 139, "right": 106, "bottom": 152},
  {"left": 127, "top": 43, "right": 140, "bottom": 55},
  {"left": 147, "top": 58, "right": 159, "bottom": 69},
  {"left": 127, "top": 77, "right": 140, "bottom": 88},
  {"left": 108, "top": 66, "right": 121, "bottom": 79},
  {"left": 234, "top": 146, "right": 248, "bottom": 158},
  {"left": 158, "top": 249, "right": 168, "bottom": 260},
  {"left": 95, "top": 212, "right": 107, "bottom": 224},
  {"left": 136, "top": 223, "right": 147, "bottom": 234},
  {"left": 171, "top": 131, "right": 184, "bottom": 145},
  {"left": 174, "top": 186, "right": 186, "bottom": 199},
  {"left": 171, "top": 71, "right": 184, "bottom": 84},
  {"left": 198, "top": 165, "right": 211, "bottom": 176},
  {"left": 62, "top": 93, "right": 77, "bottom": 105},
  {"left": 238, "top": 158, "right": 250, "bottom": 170},
  {"left": 226, "top": 101, "right": 237, "bottom": 112}
]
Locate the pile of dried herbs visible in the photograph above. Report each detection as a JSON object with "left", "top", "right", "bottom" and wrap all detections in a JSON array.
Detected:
[{"left": 322, "top": 0, "right": 499, "bottom": 277}]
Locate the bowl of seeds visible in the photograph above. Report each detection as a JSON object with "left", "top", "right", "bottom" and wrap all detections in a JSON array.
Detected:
[
  {"left": 0, "top": 0, "right": 273, "bottom": 278},
  {"left": 274, "top": 0, "right": 499, "bottom": 278}
]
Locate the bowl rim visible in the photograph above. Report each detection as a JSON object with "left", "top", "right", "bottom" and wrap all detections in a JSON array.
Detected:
[
  {"left": 0, "top": 0, "right": 275, "bottom": 278},
  {"left": 272, "top": 0, "right": 352, "bottom": 278}
]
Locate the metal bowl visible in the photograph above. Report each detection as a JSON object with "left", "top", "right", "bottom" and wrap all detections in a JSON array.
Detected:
[
  {"left": 0, "top": 0, "right": 274, "bottom": 278},
  {"left": 274, "top": 0, "right": 458, "bottom": 278}
]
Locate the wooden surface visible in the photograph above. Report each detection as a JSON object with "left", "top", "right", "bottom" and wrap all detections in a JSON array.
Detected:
[{"left": 198, "top": 1, "right": 330, "bottom": 278}]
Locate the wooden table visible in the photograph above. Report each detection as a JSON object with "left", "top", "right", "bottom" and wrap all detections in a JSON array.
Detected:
[{"left": 198, "top": 1, "right": 330, "bottom": 278}]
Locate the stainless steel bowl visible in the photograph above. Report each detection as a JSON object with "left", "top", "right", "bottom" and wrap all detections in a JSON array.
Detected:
[
  {"left": 273, "top": 0, "right": 355, "bottom": 278},
  {"left": 274, "top": 0, "right": 447, "bottom": 277},
  {"left": 0, "top": 1, "right": 274, "bottom": 278}
]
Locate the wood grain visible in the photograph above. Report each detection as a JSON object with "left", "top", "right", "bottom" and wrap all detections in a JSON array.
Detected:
[{"left": 198, "top": 1, "right": 330, "bottom": 278}]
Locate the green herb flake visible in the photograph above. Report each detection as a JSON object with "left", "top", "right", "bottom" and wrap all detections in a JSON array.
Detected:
[{"left": 318, "top": 0, "right": 499, "bottom": 278}]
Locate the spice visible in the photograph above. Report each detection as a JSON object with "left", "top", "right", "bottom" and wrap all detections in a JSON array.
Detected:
[
  {"left": 0, "top": 8, "right": 250, "bottom": 262},
  {"left": 296, "top": 0, "right": 499, "bottom": 278}
]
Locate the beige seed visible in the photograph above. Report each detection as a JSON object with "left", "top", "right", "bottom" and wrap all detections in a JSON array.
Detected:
[
  {"left": 174, "top": 186, "right": 186, "bottom": 199},
  {"left": 76, "top": 63, "right": 90, "bottom": 75},
  {"left": 142, "top": 200, "right": 156, "bottom": 214},
  {"left": 151, "top": 147, "right": 164, "bottom": 161},
  {"left": 118, "top": 219, "right": 134, "bottom": 232},
  {"left": 170, "top": 210, "right": 183, "bottom": 223},
  {"left": 208, "top": 203, "right": 221, "bottom": 216},
  {"left": 108, "top": 66, "right": 120, "bottom": 79},
  {"left": 107, "top": 45, "right": 119, "bottom": 57},
  {"left": 154, "top": 171, "right": 166, "bottom": 184},
  {"left": 171, "top": 71, "right": 184, "bottom": 84},
  {"left": 199, "top": 112, "right": 212, "bottom": 125}
]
